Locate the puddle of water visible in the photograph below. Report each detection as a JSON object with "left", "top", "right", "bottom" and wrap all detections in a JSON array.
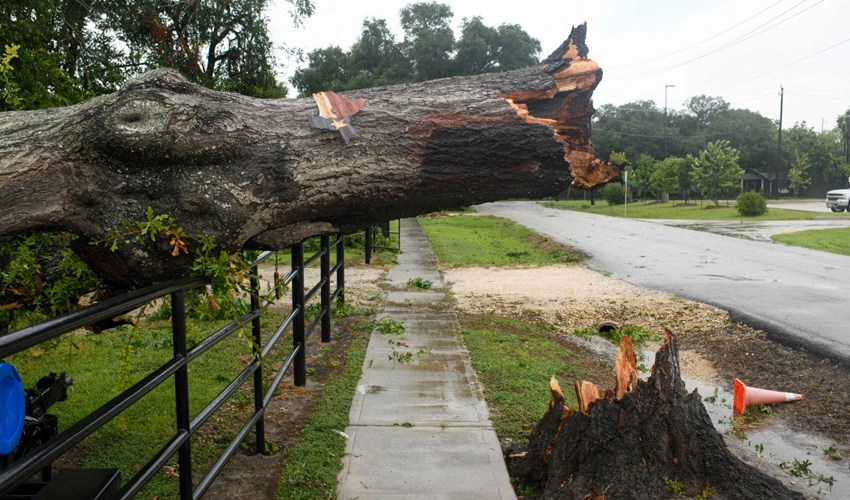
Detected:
[{"left": 682, "top": 375, "right": 848, "bottom": 498}]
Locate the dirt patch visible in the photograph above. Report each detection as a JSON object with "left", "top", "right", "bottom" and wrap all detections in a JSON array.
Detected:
[{"left": 445, "top": 264, "right": 850, "bottom": 450}]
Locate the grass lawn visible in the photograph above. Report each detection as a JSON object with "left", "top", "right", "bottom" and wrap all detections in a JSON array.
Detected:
[
  {"left": 418, "top": 213, "right": 584, "bottom": 266},
  {"left": 771, "top": 227, "right": 850, "bottom": 256},
  {"left": 8, "top": 312, "right": 271, "bottom": 498},
  {"left": 459, "top": 315, "right": 584, "bottom": 441},
  {"left": 540, "top": 199, "right": 846, "bottom": 221}
]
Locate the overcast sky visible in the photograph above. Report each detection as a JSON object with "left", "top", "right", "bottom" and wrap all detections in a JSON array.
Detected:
[{"left": 268, "top": 0, "right": 850, "bottom": 131}]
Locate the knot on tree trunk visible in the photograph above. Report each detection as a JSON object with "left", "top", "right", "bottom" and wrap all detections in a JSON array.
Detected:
[{"left": 507, "top": 330, "right": 804, "bottom": 500}]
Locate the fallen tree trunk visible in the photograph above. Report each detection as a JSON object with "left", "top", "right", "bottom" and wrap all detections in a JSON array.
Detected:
[
  {"left": 507, "top": 331, "right": 804, "bottom": 500},
  {"left": 0, "top": 24, "right": 617, "bottom": 286}
]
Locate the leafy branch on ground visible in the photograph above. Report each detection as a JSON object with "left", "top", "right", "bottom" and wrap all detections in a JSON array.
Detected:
[{"left": 406, "top": 277, "right": 433, "bottom": 289}]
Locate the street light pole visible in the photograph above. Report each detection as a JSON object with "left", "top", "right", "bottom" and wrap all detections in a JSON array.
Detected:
[{"left": 664, "top": 84, "right": 675, "bottom": 157}]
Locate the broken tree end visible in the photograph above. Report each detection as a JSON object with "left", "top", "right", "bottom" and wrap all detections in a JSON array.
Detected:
[{"left": 499, "top": 23, "right": 620, "bottom": 190}]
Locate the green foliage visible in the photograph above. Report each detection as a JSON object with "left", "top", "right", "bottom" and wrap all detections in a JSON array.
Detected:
[
  {"left": 609, "top": 151, "right": 628, "bottom": 166},
  {"left": 388, "top": 349, "right": 414, "bottom": 363},
  {"left": 679, "top": 154, "right": 698, "bottom": 202},
  {"left": 603, "top": 182, "right": 629, "bottom": 205},
  {"left": 0, "top": 233, "right": 99, "bottom": 333},
  {"left": 662, "top": 476, "right": 685, "bottom": 495},
  {"left": 787, "top": 148, "right": 812, "bottom": 197},
  {"left": 652, "top": 156, "right": 682, "bottom": 201},
  {"left": 290, "top": 2, "right": 539, "bottom": 95},
  {"left": 778, "top": 458, "right": 835, "bottom": 490},
  {"left": 375, "top": 316, "right": 406, "bottom": 336},
  {"left": 692, "top": 140, "right": 743, "bottom": 205},
  {"left": 736, "top": 191, "right": 767, "bottom": 217},
  {"left": 1, "top": 0, "right": 312, "bottom": 110},
  {"left": 823, "top": 446, "right": 844, "bottom": 461},
  {"left": 633, "top": 154, "right": 658, "bottom": 199},
  {"left": 400, "top": 1, "right": 455, "bottom": 82},
  {"left": 453, "top": 17, "right": 540, "bottom": 76},
  {"left": 0, "top": 43, "right": 22, "bottom": 110},
  {"left": 406, "top": 277, "right": 433, "bottom": 289}
]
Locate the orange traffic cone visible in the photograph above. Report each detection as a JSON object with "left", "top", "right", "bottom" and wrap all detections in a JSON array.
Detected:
[{"left": 733, "top": 378, "right": 803, "bottom": 415}]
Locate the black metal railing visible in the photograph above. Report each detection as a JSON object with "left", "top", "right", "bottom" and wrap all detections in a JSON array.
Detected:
[
  {"left": 0, "top": 235, "right": 345, "bottom": 499},
  {"left": 364, "top": 221, "right": 400, "bottom": 264}
]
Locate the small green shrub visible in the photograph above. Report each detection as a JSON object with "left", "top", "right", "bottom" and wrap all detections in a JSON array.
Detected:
[
  {"left": 736, "top": 191, "right": 767, "bottom": 216},
  {"left": 603, "top": 182, "right": 632, "bottom": 205}
]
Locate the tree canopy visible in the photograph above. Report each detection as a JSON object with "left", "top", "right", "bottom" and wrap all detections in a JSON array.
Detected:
[
  {"left": 593, "top": 96, "right": 850, "bottom": 196},
  {"left": 1, "top": 0, "right": 313, "bottom": 111},
  {"left": 290, "top": 2, "right": 541, "bottom": 96}
]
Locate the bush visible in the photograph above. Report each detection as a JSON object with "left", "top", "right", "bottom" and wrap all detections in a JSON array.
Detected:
[
  {"left": 603, "top": 182, "right": 632, "bottom": 205},
  {"left": 736, "top": 191, "right": 767, "bottom": 216}
]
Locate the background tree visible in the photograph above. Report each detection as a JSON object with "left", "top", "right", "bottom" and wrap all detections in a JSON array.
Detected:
[
  {"left": 592, "top": 102, "right": 667, "bottom": 162},
  {"left": 652, "top": 156, "right": 682, "bottom": 203},
  {"left": 679, "top": 154, "right": 697, "bottom": 204},
  {"left": 290, "top": 2, "right": 541, "bottom": 96},
  {"left": 692, "top": 140, "right": 743, "bottom": 205},
  {"left": 399, "top": 1, "right": 455, "bottom": 82},
  {"left": 633, "top": 154, "right": 658, "bottom": 200},
  {"left": 454, "top": 17, "right": 540, "bottom": 76},
  {"left": 348, "top": 18, "right": 411, "bottom": 88},
  {"left": 787, "top": 149, "right": 811, "bottom": 198},
  {"left": 1, "top": 0, "right": 309, "bottom": 110}
]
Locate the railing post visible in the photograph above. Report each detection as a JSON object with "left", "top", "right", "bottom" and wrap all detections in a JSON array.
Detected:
[
  {"left": 364, "top": 226, "right": 372, "bottom": 264},
  {"left": 320, "top": 235, "right": 331, "bottom": 343},
  {"left": 337, "top": 234, "right": 345, "bottom": 305},
  {"left": 291, "top": 242, "right": 306, "bottom": 387},
  {"left": 250, "top": 267, "right": 265, "bottom": 454},
  {"left": 171, "top": 290, "right": 193, "bottom": 500}
]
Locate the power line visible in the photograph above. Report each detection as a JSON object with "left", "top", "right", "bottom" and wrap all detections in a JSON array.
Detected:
[
  {"left": 710, "top": 35, "right": 850, "bottom": 92},
  {"left": 785, "top": 85, "right": 850, "bottom": 93},
  {"left": 608, "top": 0, "right": 821, "bottom": 79},
  {"left": 605, "top": 0, "right": 789, "bottom": 70}
]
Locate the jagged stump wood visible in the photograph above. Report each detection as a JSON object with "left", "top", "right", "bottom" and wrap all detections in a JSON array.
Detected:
[{"left": 507, "top": 331, "right": 804, "bottom": 500}]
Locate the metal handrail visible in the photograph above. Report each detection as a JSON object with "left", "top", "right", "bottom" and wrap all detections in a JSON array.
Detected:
[{"left": 0, "top": 234, "right": 346, "bottom": 499}]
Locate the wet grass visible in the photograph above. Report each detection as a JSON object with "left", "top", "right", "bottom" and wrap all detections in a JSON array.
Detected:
[
  {"left": 459, "top": 315, "right": 584, "bottom": 442},
  {"left": 274, "top": 321, "right": 370, "bottom": 500},
  {"left": 8, "top": 312, "right": 278, "bottom": 499},
  {"left": 418, "top": 214, "right": 584, "bottom": 267},
  {"left": 771, "top": 227, "right": 850, "bottom": 256},
  {"left": 540, "top": 200, "right": 847, "bottom": 221}
]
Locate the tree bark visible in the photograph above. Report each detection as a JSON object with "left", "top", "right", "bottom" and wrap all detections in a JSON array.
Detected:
[
  {"left": 0, "top": 23, "right": 617, "bottom": 286},
  {"left": 507, "top": 331, "right": 804, "bottom": 500}
]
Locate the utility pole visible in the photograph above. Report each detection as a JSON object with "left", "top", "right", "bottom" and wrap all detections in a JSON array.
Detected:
[
  {"left": 589, "top": 117, "right": 595, "bottom": 205},
  {"left": 664, "top": 84, "right": 675, "bottom": 157},
  {"left": 845, "top": 111, "right": 849, "bottom": 166},
  {"left": 775, "top": 86, "right": 783, "bottom": 199}
]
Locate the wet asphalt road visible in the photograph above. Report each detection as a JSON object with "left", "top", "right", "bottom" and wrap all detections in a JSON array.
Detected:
[{"left": 478, "top": 201, "right": 850, "bottom": 365}]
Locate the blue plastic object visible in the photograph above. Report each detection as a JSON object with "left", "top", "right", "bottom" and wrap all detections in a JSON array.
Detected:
[{"left": 0, "top": 362, "right": 25, "bottom": 455}]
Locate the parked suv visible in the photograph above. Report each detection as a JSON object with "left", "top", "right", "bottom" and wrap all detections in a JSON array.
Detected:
[{"left": 825, "top": 189, "right": 850, "bottom": 212}]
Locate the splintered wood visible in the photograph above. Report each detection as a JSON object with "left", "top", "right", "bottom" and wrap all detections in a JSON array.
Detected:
[
  {"left": 498, "top": 22, "right": 619, "bottom": 189},
  {"left": 507, "top": 328, "right": 805, "bottom": 500}
]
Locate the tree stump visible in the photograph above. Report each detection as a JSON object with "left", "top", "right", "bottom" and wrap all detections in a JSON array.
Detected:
[{"left": 507, "top": 331, "right": 804, "bottom": 499}]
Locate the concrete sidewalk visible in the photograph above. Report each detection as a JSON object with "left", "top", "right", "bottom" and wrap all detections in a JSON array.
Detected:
[{"left": 337, "top": 219, "right": 516, "bottom": 500}]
